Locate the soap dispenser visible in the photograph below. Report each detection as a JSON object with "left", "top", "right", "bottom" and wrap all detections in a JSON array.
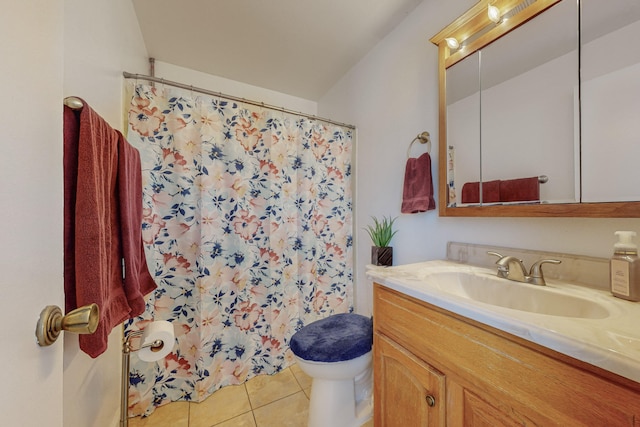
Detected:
[{"left": 610, "top": 231, "right": 640, "bottom": 301}]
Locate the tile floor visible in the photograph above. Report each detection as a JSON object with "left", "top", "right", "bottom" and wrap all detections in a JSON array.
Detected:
[{"left": 128, "top": 364, "right": 374, "bottom": 427}]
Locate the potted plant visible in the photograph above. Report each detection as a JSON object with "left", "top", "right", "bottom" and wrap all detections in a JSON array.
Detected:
[{"left": 364, "top": 216, "right": 398, "bottom": 266}]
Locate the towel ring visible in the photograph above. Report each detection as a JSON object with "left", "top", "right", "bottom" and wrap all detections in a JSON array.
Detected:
[{"left": 407, "top": 131, "right": 431, "bottom": 158}]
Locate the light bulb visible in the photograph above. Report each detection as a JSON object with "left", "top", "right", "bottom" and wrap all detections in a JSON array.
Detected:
[
  {"left": 488, "top": 5, "right": 501, "bottom": 24},
  {"left": 445, "top": 37, "right": 460, "bottom": 50}
]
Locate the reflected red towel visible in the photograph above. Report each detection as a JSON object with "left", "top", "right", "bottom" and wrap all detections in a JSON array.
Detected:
[
  {"left": 63, "top": 99, "right": 156, "bottom": 358},
  {"left": 401, "top": 153, "right": 436, "bottom": 214},
  {"left": 500, "top": 177, "right": 540, "bottom": 202},
  {"left": 461, "top": 180, "right": 500, "bottom": 204}
]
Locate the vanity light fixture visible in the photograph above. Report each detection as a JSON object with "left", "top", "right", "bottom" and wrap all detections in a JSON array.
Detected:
[
  {"left": 445, "top": 37, "right": 460, "bottom": 50},
  {"left": 488, "top": 4, "right": 502, "bottom": 24}
]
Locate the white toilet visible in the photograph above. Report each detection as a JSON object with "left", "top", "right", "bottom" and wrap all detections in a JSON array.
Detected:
[{"left": 290, "top": 313, "right": 373, "bottom": 427}]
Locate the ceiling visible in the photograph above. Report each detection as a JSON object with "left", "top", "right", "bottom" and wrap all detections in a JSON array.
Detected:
[{"left": 132, "top": 0, "right": 425, "bottom": 101}]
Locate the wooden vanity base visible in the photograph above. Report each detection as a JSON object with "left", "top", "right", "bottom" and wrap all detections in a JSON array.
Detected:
[{"left": 373, "top": 283, "right": 640, "bottom": 426}]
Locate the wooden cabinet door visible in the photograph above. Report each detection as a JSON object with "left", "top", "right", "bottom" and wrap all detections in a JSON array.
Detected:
[
  {"left": 461, "top": 388, "right": 528, "bottom": 427},
  {"left": 375, "top": 333, "right": 445, "bottom": 427}
]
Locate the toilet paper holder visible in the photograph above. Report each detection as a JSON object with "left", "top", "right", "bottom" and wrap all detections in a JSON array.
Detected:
[
  {"left": 120, "top": 328, "right": 169, "bottom": 427},
  {"left": 124, "top": 330, "right": 165, "bottom": 353}
]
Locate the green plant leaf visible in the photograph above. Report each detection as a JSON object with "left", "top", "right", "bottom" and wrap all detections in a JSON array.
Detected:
[{"left": 363, "top": 215, "right": 398, "bottom": 247}]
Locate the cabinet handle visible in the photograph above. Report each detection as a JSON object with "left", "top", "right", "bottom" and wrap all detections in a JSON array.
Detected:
[{"left": 425, "top": 394, "right": 436, "bottom": 407}]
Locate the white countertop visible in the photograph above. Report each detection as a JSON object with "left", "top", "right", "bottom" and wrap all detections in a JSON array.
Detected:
[{"left": 367, "top": 260, "right": 640, "bottom": 383}]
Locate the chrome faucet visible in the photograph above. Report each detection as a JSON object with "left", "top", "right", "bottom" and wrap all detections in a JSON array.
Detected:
[{"left": 487, "top": 251, "right": 561, "bottom": 286}]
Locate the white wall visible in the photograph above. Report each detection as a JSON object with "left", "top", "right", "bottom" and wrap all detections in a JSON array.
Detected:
[
  {"left": 63, "top": 1, "right": 149, "bottom": 426},
  {"left": 318, "top": 0, "right": 640, "bottom": 316},
  {"left": 154, "top": 61, "right": 318, "bottom": 116}
]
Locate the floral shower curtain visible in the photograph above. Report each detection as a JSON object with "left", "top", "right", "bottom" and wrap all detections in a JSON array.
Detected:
[{"left": 124, "top": 83, "right": 354, "bottom": 416}]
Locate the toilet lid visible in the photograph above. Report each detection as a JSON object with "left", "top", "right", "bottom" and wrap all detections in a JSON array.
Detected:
[{"left": 290, "top": 313, "right": 373, "bottom": 363}]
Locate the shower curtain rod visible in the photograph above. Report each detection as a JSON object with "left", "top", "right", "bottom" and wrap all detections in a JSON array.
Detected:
[{"left": 122, "top": 72, "right": 356, "bottom": 130}]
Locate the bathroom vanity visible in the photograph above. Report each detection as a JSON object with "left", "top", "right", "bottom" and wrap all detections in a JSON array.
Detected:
[{"left": 368, "top": 245, "right": 640, "bottom": 426}]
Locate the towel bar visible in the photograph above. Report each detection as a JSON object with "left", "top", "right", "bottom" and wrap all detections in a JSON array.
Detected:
[{"left": 64, "top": 96, "right": 84, "bottom": 110}]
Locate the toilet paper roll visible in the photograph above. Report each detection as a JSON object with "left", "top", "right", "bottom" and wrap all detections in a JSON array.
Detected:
[{"left": 138, "top": 320, "right": 175, "bottom": 362}]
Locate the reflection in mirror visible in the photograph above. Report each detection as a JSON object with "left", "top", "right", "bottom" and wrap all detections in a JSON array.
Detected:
[
  {"left": 446, "top": 52, "right": 480, "bottom": 206},
  {"left": 581, "top": 0, "right": 640, "bottom": 202},
  {"left": 481, "top": 0, "right": 578, "bottom": 204}
]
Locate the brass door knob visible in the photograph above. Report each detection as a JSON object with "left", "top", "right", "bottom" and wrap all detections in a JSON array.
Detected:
[{"left": 35, "top": 303, "right": 100, "bottom": 346}]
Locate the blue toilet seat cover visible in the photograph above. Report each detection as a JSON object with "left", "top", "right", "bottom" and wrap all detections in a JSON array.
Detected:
[{"left": 290, "top": 313, "right": 373, "bottom": 363}]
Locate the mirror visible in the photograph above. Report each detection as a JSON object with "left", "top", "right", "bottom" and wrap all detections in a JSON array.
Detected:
[
  {"left": 480, "top": 0, "right": 578, "bottom": 205},
  {"left": 446, "top": 52, "right": 480, "bottom": 205},
  {"left": 581, "top": 0, "right": 640, "bottom": 203},
  {"left": 431, "top": 0, "right": 640, "bottom": 217}
]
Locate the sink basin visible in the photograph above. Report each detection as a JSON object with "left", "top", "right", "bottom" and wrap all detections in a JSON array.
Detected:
[{"left": 419, "top": 271, "right": 610, "bottom": 319}]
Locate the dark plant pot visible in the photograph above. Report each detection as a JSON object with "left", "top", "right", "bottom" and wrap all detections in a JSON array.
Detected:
[{"left": 372, "top": 246, "right": 393, "bottom": 266}]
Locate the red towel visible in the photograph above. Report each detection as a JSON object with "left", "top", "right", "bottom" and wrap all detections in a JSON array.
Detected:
[
  {"left": 117, "top": 132, "right": 157, "bottom": 316},
  {"left": 461, "top": 180, "right": 500, "bottom": 204},
  {"left": 63, "top": 99, "right": 156, "bottom": 358},
  {"left": 401, "top": 153, "right": 436, "bottom": 214},
  {"left": 63, "top": 107, "right": 80, "bottom": 312},
  {"left": 500, "top": 177, "right": 540, "bottom": 202}
]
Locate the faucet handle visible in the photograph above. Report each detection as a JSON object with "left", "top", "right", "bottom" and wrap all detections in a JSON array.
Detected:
[
  {"left": 529, "top": 259, "right": 561, "bottom": 285},
  {"left": 487, "top": 251, "right": 508, "bottom": 278}
]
